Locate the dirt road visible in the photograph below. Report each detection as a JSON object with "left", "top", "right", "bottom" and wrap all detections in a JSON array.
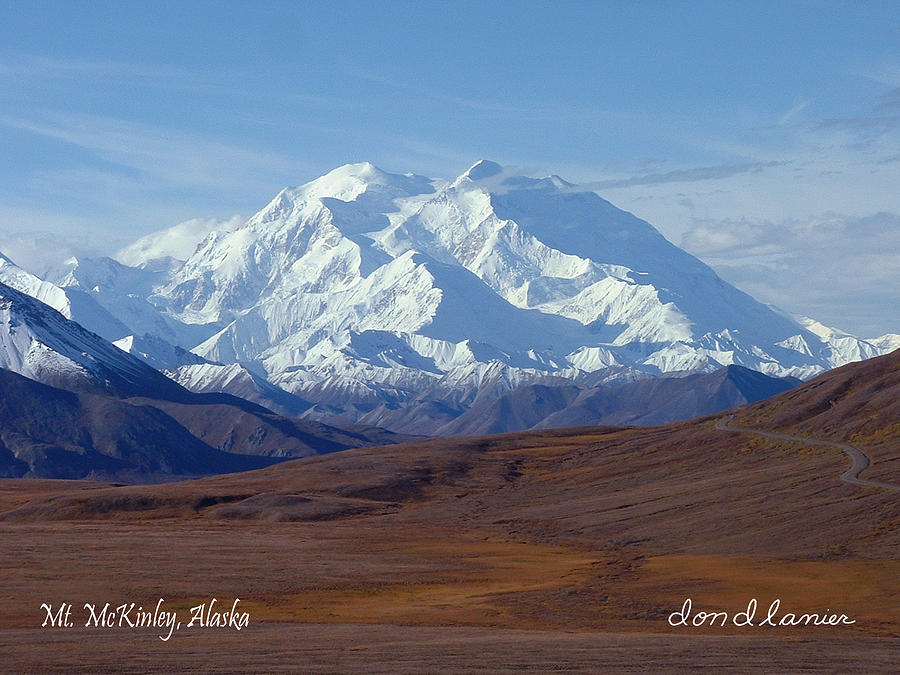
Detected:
[{"left": 715, "top": 414, "right": 900, "bottom": 492}]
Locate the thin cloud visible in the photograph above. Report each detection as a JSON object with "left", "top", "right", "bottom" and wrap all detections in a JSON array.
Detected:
[
  {"left": 0, "top": 227, "right": 113, "bottom": 277},
  {"left": 0, "top": 53, "right": 342, "bottom": 106},
  {"left": 0, "top": 54, "right": 185, "bottom": 81},
  {"left": 815, "top": 85, "right": 900, "bottom": 139},
  {"left": 0, "top": 112, "right": 321, "bottom": 254},
  {"left": 778, "top": 99, "right": 810, "bottom": 126},
  {"left": 818, "top": 114, "right": 900, "bottom": 135},
  {"left": 579, "top": 161, "right": 786, "bottom": 191},
  {"left": 876, "top": 87, "right": 900, "bottom": 112},
  {"left": 0, "top": 112, "right": 310, "bottom": 191},
  {"left": 350, "top": 66, "right": 627, "bottom": 125},
  {"left": 681, "top": 212, "right": 900, "bottom": 337}
]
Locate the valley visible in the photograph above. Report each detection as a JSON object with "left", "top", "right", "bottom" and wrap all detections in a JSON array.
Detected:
[{"left": 1, "top": 350, "right": 897, "bottom": 671}]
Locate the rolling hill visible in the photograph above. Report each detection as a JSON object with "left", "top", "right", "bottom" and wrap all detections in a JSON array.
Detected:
[{"left": 0, "top": 348, "right": 896, "bottom": 670}]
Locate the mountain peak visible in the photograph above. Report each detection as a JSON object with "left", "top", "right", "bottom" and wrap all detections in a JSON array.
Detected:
[
  {"left": 318, "top": 161, "right": 390, "bottom": 185},
  {"left": 296, "top": 161, "right": 437, "bottom": 204},
  {"left": 277, "top": 162, "right": 388, "bottom": 205},
  {"left": 462, "top": 159, "right": 503, "bottom": 181}
]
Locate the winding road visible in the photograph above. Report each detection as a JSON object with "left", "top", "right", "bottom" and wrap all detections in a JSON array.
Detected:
[{"left": 715, "top": 414, "right": 900, "bottom": 493}]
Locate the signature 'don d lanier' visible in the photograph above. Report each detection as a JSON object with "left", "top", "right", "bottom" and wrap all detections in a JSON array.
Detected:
[{"left": 668, "top": 598, "right": 856, "bottom": 628}]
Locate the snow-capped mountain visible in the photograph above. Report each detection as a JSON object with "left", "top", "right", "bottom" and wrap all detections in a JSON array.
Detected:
[
  {"left": 6, "top": 161, "right": 896, "bottom": 424},
  {"left": 0, "top": 251, "right": 130, "bottom": 342},
  {"left": 0, "top": 280, "right": 188, "bottom": 399},
  {"left": 0, "top": 278, "right": 405, "bottom": 478},
  {"left": 47, "top": 254, "right": 216, "bottom": 349},
  {"left": 1, "top": 252, "right": 212, "bottom": 372},
  {"left": 112, "top": 333, "right": 210, "bottom": 371},
  {"left": 167, "top": 362, "right": 311, "bottom": 417},
  {"left": 869, "top": 333, "right": 900, "bottom": 353}
]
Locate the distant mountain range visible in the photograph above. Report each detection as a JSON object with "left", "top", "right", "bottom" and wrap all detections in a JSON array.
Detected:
[
  {"left": 7, "top": 332, "right": 896, "bottom": 541},
  {"left": 0, "top": 280, "right": 400, "bottom": 479},
  {"left": 0, "top": 160, "right": 896, "bottom": 472},
  {"left": 361, "top": 365, "right": 800, "bottom": 436}
]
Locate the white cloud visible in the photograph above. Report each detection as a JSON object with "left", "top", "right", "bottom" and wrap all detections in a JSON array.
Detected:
[
  {"left": 114, "top": 215, "right": 245, "bottom": 267},
  {"left": 0, "top": 228, "right": 111, "bottom": 277},
  {"left": 595, "top": 122, "right": 900, "bottom": 248},
  {"left": 680, "top": 212, "right": 900, "bottom": 337},
  {"left": 778, "top": 99, "right": 810, "bottom": 126},
  {"left": 0, "top": 112, "right": 310, "bottom": 192},
  {"left": 0, "top": 112, "right": 324, "bottom": 255}
]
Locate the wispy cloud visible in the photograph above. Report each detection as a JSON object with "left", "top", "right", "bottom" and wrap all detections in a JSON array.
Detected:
[
  {"left": 818, "top": 113, "right": 900, "bottom": 136},
  {"left": 814, "top": 82, "right": 900, "bottom": 143},
  {"left": 0, "top": 53, "right": 343, "bottom": 107},
  {"left": 349, "top": 66, "right": 628, "bottom": 126},
  {"left": 778, "top": 99, "right": 810, "bottom": 126},
  {"left": 0, "top": 54, "right": 185, "bottom": 82},
  {"left": 0, "top": 224, "right": 115, "bottom": 276},
  {"left": 578, "top": 161, "right": 786, "bottom": 191},
  {"left": 0, "top": 112, "right": 310, "bottom": 191},
  {"left": 0, "top": 110, "right": 325, "bottom": 255},
  {"left": 681, "top": 212, "right": 900, "bottom": 336}
]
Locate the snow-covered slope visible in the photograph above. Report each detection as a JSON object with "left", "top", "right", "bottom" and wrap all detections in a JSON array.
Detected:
[
  {"left": 13, "top": 161, "right": 894, "bottom": 422},
  {"left": 167, "top": 362, "right": 312, "bottom": 417},
  {"left": 868, "top": 333, "right": 900, "bottom": 353},
  {"left": 0, "top": 252, "right": 130, "bottom": 342},
  {"left": 791, "top": 315, "right": 888, "bottom": 365},
  {"left": 1, "top": 251, "right": 215, "bottom": 372},
  {"left": 0, "top": 280, "right": 189, "bottom": 399},
  {"left": 48, "top": 255, "right": 217, "bottom": 349},
  {"left": 113, "top": 215, "right": 244, "bottom": 268},
  {"left": 113, "top": 333, "right": 210, "bottom": 371}
]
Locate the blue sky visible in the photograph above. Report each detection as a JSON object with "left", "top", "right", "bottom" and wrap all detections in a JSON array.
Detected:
[{"left": 0, "top": 1, "right": 898, "bottom": 335}]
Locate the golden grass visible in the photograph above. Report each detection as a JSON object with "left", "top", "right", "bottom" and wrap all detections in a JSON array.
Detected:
[
  {"left": 641, "top": 554, "right": 900, "bottom": 634},
  {"left": 207, "top": 540, "right": 604, "bottom": 628}
]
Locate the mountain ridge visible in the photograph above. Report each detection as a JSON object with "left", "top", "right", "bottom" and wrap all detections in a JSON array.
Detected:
[
  {"left": 122, "top": 160, "right": 889, "bottom": 422},
  {"left": 359, "top": 364, "right": 801, "bottom": 436},
  {"left": 2, "top": 160, "right": 894, "bottom": 427}
]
